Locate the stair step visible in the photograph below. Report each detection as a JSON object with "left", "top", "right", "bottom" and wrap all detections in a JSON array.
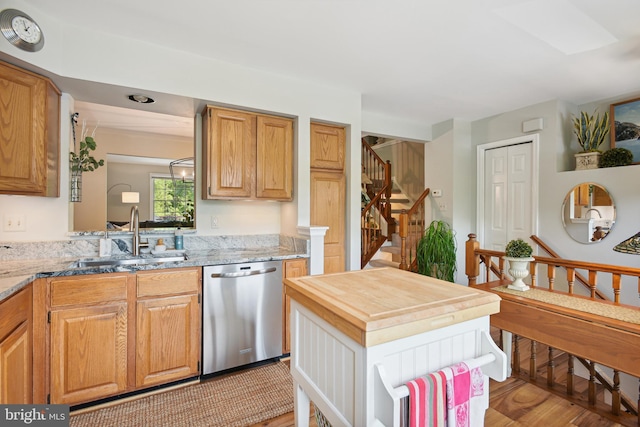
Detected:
[
  {"left": 390, "top": 198, "right": 410, "bottom": 204},
  {"left": 368, "top": 259, "right": 400, "bottom": 269},
  {"left": 380, "top": 246, "right": 401, "bottom": 255}
]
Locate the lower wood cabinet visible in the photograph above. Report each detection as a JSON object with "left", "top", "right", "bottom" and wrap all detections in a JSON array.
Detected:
[
  {"left": 0, "top": 285, "right": 33, "bottom": 404},
  {"left": 282, "top": 259, "right": 308, "bottom": 354},
  {"left": 45, "top": 267, "right": 201, "bottom": 406},
  {"left": 136, "top": 269, "right": 201, "bottom": 388}
]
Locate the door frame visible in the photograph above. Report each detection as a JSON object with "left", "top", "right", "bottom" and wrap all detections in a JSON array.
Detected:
[{"left": 476, "top": 134, "right": 540, "bottom": 247}]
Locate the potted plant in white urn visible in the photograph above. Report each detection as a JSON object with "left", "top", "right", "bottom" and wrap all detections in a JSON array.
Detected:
[
  {"left": 572, "top": 110, "right": 610, "bottom": 170},
  {"left": 503, "top": 238, "right": 534, "bottom": 291}
]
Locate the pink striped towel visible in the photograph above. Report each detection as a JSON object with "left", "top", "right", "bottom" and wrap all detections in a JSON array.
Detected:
[{"left": 406, "top": 371, "right": 447, "bottom": 427}]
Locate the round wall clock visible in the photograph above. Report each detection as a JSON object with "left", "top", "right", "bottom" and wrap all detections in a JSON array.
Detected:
[{"left": 0, "top": 9, "right": 44, "bottom": 52}]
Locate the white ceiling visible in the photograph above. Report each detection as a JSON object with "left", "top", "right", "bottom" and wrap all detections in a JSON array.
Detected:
[{"left": 31, "top": 0, "right": 640, "bottom": 137}]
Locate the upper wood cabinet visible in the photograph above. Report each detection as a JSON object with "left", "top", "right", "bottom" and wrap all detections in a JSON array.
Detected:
[
  {"left": 202, "top": 106, "right": 293, "bottom": 201},
  {"left": 310, "top": 123, "right": 345, "bottom": 171},
  {"left": 0, "top": 60, "right": 60, "bottom": 197}
]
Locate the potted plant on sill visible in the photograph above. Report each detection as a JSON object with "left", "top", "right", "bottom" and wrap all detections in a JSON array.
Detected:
[
  {"left": 572, "top": 110, "right": 610, "bottom": 171},
  {"left": 503, "top": 238, "right": 534, "bottom": 291},
  {"left": 416, "top": 220, "right": 457, "bottom": 282}
]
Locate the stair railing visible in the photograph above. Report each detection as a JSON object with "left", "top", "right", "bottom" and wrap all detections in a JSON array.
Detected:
[
  {"left": 398, "top": 187, "right": 430, "bottom": 271},
  {"left": 361, "top": 139, "right": 394, "bottom": 267},
  {"left": 465, "top": 233, "right": 640, "bottom": 424}
]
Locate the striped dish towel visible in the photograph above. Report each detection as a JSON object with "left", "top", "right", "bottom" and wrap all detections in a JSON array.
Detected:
[{"left": 406, "top": 371, "right": 447, "bottom": 427}]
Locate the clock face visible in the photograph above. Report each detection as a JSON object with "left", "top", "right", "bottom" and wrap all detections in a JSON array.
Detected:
[
  {"left": 0, "top": 9, "right": 44, "bottom": 52},
  {"left": 11, "top": 16, "right": 41, "bottom": 44}
]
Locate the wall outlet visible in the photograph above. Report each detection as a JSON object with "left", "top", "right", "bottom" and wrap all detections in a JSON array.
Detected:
[
  {"left": 3, "top": 214, "right": 26, "bottom": 232},
  {"left": 211, "top": 215, "right": 219, "bottom": 228},
  {"left": 437, "top": 202, "right": 447, "bottom": 212}
]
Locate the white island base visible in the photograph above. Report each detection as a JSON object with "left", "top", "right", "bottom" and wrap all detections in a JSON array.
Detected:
[{"left": 285, "top": 268, "right": 507, "bottom": 427}]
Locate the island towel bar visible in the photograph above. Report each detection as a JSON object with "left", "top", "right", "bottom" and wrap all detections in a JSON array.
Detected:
[{"left": 372, "top": 330, "right": 507, "bottom": 427}]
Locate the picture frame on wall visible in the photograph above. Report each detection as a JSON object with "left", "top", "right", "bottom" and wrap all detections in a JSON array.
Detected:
[{"left": 610, "top": 97, "right": 640, "bottom": 164}]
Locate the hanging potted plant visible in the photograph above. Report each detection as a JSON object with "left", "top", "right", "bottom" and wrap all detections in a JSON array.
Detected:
[
  {"left": 503, "top": 238, "right": 534, "bottom": 291},
  {"left": 572, "top": 110, "right": 610, "bottom": 170},
  {"left": 69, "top": 113, "right": 104, "bottom": 202},
  {"left": 416, "top": 220, "right": 457, "bottom": 282}
]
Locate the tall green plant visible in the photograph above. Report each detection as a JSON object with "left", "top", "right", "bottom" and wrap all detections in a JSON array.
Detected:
[{"left": 416, "top": 220, "right": 457, "bottom": 282}]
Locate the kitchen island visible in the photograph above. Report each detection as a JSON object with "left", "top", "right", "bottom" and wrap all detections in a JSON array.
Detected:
[{"left": 284, "top": 267, "right": 506, "bottom": 427}]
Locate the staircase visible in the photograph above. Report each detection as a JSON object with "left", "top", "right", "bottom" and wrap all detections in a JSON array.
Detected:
[{"left": 361, "top": 138, "right": 429, "bottom": 270}]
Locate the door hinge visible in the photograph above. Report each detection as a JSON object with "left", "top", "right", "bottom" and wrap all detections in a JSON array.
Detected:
[
  {"left": 198, "top": 294, "right": 201, "bottom": 304},
  {"left": 47, "top": 311, "right": 51, "bottom": 323},
  {"left": 47, "top": 394, "right": 50, "bottom": 404},
  {"left": 197, "top": 361, "right": 200, "bottom": 372}
]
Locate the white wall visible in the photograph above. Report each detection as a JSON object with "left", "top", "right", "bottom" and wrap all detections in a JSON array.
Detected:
[{"left": 0, "top": 0, "right": 372, "bottom": 270}]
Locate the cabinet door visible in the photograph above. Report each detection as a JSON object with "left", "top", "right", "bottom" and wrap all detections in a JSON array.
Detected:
[
  {"left": 50, "top": 303, "right": 128, "bottom": 405},
  {"left": 136, "top": 294, "right": 200, "bottom": 388},
  {"left": 310, "top": 123, "right": 345, "bottom": 171},
  {"left": 202, "top": 107, "right": 255, "bottom": 199},
  {"left": 311, "top": 171, "right": 346, "bottom": 273},
  {"left": 0, "top": 286, "right": 32, "bottom": 404},
  {"left": 256, "top": 115, "right": 293, "bottom": 200},
  {"left": 282, "top": 259, "right": 308, "bottom": 354}
]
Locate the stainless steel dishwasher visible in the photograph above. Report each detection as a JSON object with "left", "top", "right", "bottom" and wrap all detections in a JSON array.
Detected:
[{"left": 202, "top": 260, "right": 282, "bottom": 375}]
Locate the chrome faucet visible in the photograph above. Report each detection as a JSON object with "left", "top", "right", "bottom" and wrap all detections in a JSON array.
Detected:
[
  {"left": 128, "top": 206, "right": 149, "bottom": 255},
  {"left": 129, "top": 206, "right": 140, "bottom": 255},
  {"left": 584, "top": 208, "right": 602, "bottom": 219}
]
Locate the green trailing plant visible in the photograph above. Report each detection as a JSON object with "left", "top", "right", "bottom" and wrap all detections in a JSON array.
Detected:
[
  {"left": 70, "top": 135, "right": 104, "bottom": 172},
  {"left": 599, "top": 147, "right": 633, "bottom": 168},
  {"left": 416, "top": 220, "right": 457, "bottom": 282},
  {"left": 571, "top": 110, "right": 610, "bottom": 153},
  {"left": 504, "top": 238, "right": 533, "bottom": 258}
]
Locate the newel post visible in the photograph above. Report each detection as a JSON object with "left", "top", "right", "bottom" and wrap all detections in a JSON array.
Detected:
[
  {"left": 398, "top": 210, "right": 409, "bottom": 271},
  {"left": 466, "top": 233, "right": 480, "bottom": 286}
]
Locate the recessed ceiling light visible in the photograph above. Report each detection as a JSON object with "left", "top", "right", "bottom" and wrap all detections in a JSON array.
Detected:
[{"left": 128, "top": 94, "right": 155, "bottom": 104}]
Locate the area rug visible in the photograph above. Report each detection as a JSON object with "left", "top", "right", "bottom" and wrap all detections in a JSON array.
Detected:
[{"left": 70, "top": 362, "right": 293, "bottom": 427}]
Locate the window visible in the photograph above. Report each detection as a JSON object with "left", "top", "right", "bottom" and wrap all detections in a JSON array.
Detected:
[{"left": 151, "top": 175, "right": 194, "bottom": 225}]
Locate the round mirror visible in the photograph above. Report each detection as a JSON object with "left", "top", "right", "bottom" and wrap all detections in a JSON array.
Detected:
[{"left": 562, "top": 183, "right": 615, "bottom": 244}]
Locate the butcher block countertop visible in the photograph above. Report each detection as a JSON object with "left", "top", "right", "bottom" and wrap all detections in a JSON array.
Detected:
[{"left": 284, "top": 267, "right": 501, "bottom": 347}]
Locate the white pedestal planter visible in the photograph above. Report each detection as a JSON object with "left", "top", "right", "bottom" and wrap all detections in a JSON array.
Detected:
[{"left": 503, "top": 256, "right": 535, "bottom": 291}]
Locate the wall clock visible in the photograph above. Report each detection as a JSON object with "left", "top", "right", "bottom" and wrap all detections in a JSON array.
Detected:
[{"left": 0, "top": 9, "right": 44, "bottom": 52}]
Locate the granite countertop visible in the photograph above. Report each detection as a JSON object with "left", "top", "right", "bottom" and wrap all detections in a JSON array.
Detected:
[{"left": 0, "top": 246, "right": 307, "bottom": 303}]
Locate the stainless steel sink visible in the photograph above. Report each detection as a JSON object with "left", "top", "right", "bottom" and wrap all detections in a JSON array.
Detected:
[{"left": 73, "top": 254, "right": 187, "bottom": 268}]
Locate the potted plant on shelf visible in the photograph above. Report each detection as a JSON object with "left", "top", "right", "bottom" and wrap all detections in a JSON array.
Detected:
[
  {"left": 416, "top": 220, "right": 457, "bottom": 282},
  {"left": 503, "top": 238, "right": 534, "bottom": 291},
  {"left": 572, "top": 110, "right": 610, "bottom": 170}
]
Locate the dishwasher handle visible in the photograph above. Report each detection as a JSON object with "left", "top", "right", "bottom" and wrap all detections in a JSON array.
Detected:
[{"left": 210, "top": 267, "right": 277, "bottom": 278}]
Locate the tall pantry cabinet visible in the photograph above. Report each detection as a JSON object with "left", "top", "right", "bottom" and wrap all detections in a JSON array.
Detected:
[{"left": 310, "top": 123, "right": 346, "bottom": 274}]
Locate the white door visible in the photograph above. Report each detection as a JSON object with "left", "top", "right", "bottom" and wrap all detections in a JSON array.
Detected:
[{"left": 483, "top": 141, "right": 535, "bottom": 251}]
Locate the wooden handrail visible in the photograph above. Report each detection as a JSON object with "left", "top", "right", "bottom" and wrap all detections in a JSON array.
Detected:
[
  {"left": 531, "top": 235, "right": 608, "bottom": 300},
  {"left": 466, "top": 233, "right": 640, "bottom": 423},
  {"left": 361, "top": 139, "right": 393, "bottom": 267},
  {"left": 466, "top": 233, "right": 640, "bottom": 302},
  {"left": 397, "top": 187, "right": 430, "bottom": 271}
]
